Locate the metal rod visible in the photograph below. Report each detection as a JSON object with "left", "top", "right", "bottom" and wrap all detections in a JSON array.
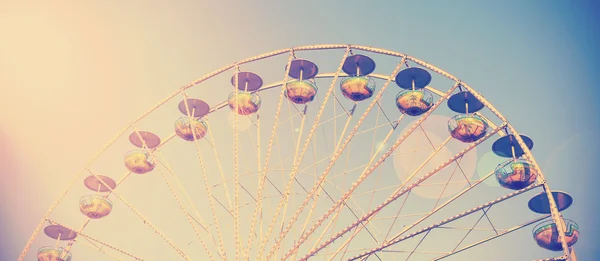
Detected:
[
  {"left": 349, "top": 183, "right": 542, "bottom": 260},
  {"left": 432, "top": 215, "right": 551, "bottom": 260},
  {"left": 269, "top": 57, "right": 409, "bottom": 260},
  {"left": 292, "top": 83, "right": 466, "bottom": 261},
  {"left": 263, "top": 46, "right": 352, "bottom": 260}
]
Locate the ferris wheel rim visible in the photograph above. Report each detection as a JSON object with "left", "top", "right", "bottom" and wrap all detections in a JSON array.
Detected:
[{"left": 18, "top": 44, "right": 575, "bottom": 261}]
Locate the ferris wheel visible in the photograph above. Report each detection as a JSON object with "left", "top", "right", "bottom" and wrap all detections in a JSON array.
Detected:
[{"left": 22, "top": 44, "right": 579, "bottom": 261}]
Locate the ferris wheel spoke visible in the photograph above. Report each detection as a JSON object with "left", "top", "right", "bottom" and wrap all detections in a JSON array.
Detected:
[
  {"left": 359, "top": 215, "right": 548, "bottom": 261},
  {"left": 386, "top": 122, "right": 509, "bottom": 243},
  {"left": 104, "top": 132, "right": 175, "bottom": 199},
  {"left": 367, "top": 104, "right": 384, "bottom": 159},
  {"left": 261, "top": 46, "right": 352, "bottom": 260},
  {"left": 152, "top": 159, "right": 217, "bottom": 260},
  {"left": 293, "top": 165, "right": 387, "bottom": 258},
  {"left": 312, "top": 248, "right": 378, "bottom": 258},
  {"left": 404, "top": 230, "right": 432, "bottom": 261},
  {"left": 26, "top": 45, "right": 579, "bottom": 261},
  {"left": 323, "top": 135, "right": 462, "bottom": 260},
  {"left": 296, "top": 117, "right": 504, "bottom": 261},
  {"left": 153, "top": 133, "right": 219, "bottom": 238},
  {"left": 277, "top": 103, "right": 309, "bottom": 250},
  {"left": 355, "top": 119, "right": 402, "bottom": 137},
  {"left": 267, "top": 57, "right": 410, "bottom": 261},
  {"left": 180, "top": 93, "right": 228, "bottom": 260},
  {"left": 260, "top": 121, "right": 294, "bottom": 257},
  {"left": 271, "top": 111, "right": 303, "bottom": 128},
  {"left": 203, "top": 118, "right": 234, "bottom": 212},
  {"left": 253, "top": 112, "right": 265, "bottom": 260},
  {"left": 376, "top": 101, "right": 397, "bottom": 129},
  {"left": 283, "top": 80, "right": 461, "bottom": 261},
  {"left": 431, "top": 214, "right": 551, "bottom": 261},
  {"left": 288, "top": 96, "right": 305, "bottom": 115},
  {"left": 232, "top": 64, "right": 245, "bottom": 261},
  {"left": 452, "top": 160, "right": 500, "bottom": 236},
  {"left": 310, "top": 112, "right": 401, "bottom": 260},
  {"left": 17, "top": 121, "right": 138, "bottom": 261},
  {"left": 390, "top": 143, "right": 449, "bottom": 156},
  {"left": 383, "top": 160, "right": 508, "bottom": 250},
  {"left": 430, "top": 157, "right": 464, "bottom": 209},
  {"left": 383, "top": 157, "right": 464, "bottom": 245},
  {"left": 250, "top": 50, "right": 296, "bottom": 260},
  {"left": 450, "top": 205, "right": 494, "bottom": 253},
  {"left": 239, "top": 192, "right": 309, "bottom": 210},
  {"left": 532, "top": 256, "right": 570, "bottom": 261},
  {"left": 45, "top": 219, "right": 144, "bottom": 260},
  {"left": 281, "top": 70, "right": 352, "bottom": 261},
  {"left": 74, "top": 238, "right": 125, "bottom": 261},
  {"left": 349, "top": 183, "right": 542, "bottom": 260},
  {"left": 316, "top": 111, "right": 352, "bottom": 128},
  {"left": 456, "top": 80, "right": 573, "bottom": 258},
  {"left": 84, "top": 168, "right": 191, "bottom": 260},
  {"left": 381, "top": 190, "right": 413, "bottom": 242},
  {"left": 417, "top": 126, "right": 500, "bottom": 237},
  {"left": 58, "top": 218, "right": 92, "bottom": 257},
  {"left": 504, "top": 122, "right": 572, "bottom": 257},
  {"left": 319, "top": 184, "right": 386, "bottom": 251},
  {"left": 331, "top": 84, "right": 351, "bottom": 115},
  {"left": 351, "top": 183, "right": 408, "bottom": 198},
  {"left": 329, "top": 208, "right": 389, "bottom": 261},
  {"left": 353, "top": 132, "right": 508, "bottom": 260},
  {"left": 333, "top": 101, "right": 357, "bottom": 152},
  {"left": 211, "top": 161, "right": 294, "bottom": 190}
]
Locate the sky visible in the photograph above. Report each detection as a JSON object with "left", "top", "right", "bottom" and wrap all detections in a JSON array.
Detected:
[{"left": 1, "top": 1, "right": 599, "bottom": 260}]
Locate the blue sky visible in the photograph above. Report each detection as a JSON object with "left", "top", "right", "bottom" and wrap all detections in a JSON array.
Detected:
[{"left": 1, "top": 1, "right": 598, "bottom": 260}]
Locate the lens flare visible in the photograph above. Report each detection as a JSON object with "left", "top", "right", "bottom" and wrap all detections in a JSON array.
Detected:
[
  {"left": 393, "top": 115, "right": 477, "bottom": 199},
  {"left": 476, "top": 151, "right": 503, "bottom": 187}
]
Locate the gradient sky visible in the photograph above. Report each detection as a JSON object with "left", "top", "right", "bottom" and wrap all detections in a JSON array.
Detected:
[{"left": 1, "top": 1, "right": 599, "bottom": 260}]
